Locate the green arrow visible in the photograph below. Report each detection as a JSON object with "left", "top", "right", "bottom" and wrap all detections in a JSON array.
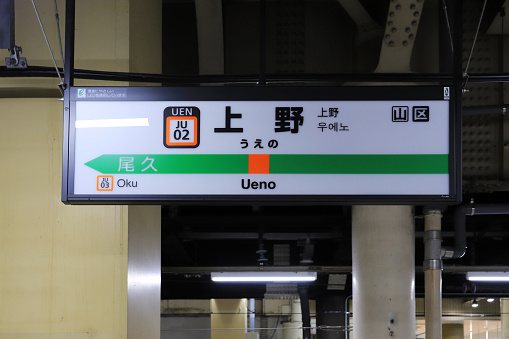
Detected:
[
  {"left": 85, "top": 154, "right": 248, "bottom": 174},
  {"left": 85, "top": 154, "right": 448, "bottom": 175}
]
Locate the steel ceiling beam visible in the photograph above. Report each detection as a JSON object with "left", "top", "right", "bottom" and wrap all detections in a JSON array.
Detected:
[
  {"left": 162, "top": 266, "right": 352, "bottom": 274},
  {"left": 162, "top": 265, "right": 509, "bottom": 275},
  {"left": 176, "top": 231, "right": 342, "bottom": 240}
]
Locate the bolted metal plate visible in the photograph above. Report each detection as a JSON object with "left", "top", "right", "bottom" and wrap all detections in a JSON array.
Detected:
[
  {"left": 462, "top": 114, "right": 503, "bottom": 192},
  {"left": 382, "top": 0, "right": 424, "bottom": 48}
]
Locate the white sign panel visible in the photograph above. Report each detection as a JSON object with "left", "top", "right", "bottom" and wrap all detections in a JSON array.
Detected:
[{"left": 63, "top": 87, "right": 459, "bottom": 203}]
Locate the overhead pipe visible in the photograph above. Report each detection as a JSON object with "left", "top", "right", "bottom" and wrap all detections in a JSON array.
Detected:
[
  {"left": 161, "top": 264, "right": 509, "bottom": 275},
  {"left": 463, "top": 105, "right": 508, "bottom": 115},
  {"left": 463, "top": 203, "right": 509, "bottom": 215},
  {"left": 444, "top": 203, "right": 509, "bottom": 260},
  {"left": 6, "top": 65, "right": 509, "bottom": 84},
  {"left": 0, "top": 66, "right": 467, "bottom": 83}
]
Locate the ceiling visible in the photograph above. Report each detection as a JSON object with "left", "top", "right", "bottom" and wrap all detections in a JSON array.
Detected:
[
  {"left": 160, "top": 204, "right": 509, "bottom": 299},
  {"left": 158, "top": 0, "right": 509, "bottom": 300},
  {"left": 5, "top": 0, "right": 504, "bottom": 301}
]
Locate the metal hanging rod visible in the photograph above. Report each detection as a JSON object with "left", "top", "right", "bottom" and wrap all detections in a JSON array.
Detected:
[{"left": 4, "top": 66, "right": 509, "bottom": 84}]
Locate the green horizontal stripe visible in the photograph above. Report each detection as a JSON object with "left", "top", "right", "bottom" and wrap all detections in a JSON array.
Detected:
[
  {"left": 270, "top": 154, "right": 449, "bottom": 174},
  {"left": 85, "top": 154, "right": 448, "bottom": 174}
]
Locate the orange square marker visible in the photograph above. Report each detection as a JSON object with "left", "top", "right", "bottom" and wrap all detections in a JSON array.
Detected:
[
  {"left": 97, "top": 175, "right": 114, "bottom": 191},
  {"left": 249, "top": 154, "right": 270, "bottom": 174},
  {"left": 165, "top": 116, "right": 198, "bottom": 147}
]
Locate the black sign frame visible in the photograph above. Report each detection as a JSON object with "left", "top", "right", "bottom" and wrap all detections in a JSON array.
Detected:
[{"left": 62, "top": 86, "right": 461, "bottom": 205}]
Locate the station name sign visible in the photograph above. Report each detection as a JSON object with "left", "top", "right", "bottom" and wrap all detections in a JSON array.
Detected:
[{"left": 62, "top": 86, "right": 459, "bottom": 204}]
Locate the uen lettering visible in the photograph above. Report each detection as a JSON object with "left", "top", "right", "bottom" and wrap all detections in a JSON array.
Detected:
[
  {"left": 170, "top": 107, "right": 193, "bottom": 116},
  {"left": 241, "top": 179, "right": 276, "bottom": 190}
]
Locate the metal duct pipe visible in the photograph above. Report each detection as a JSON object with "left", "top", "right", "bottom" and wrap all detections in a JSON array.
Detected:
[
  {"left": 442, "top": 205, "right": 467, "bottom": 259},
  {"left": 445, "top": 203, "right": 509, "bottom": 260},
  {"left": 424, "top": 209, "right": 443, "bottom": 339},
  {"left": 421, "top": 203, "right": 509, "bottom": 338},
  {"left": 298, "top": 285, "right": 312, "bottom": 339}
]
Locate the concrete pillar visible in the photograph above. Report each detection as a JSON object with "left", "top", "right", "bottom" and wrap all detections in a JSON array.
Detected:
[
  {"left": 126, "top": 1, "right": 162, "bottom": 338},
  {"left": 283, "top": 300, "right": 303, "bottom": 339},
  {"left": 442, "top": 323, "right": 464, "bottom": 339},
  {"left": 502, "top": 298, "right": 509, "bottom": 339},
  {"left": 211, "top": 299, "right": 247, "bottom": 339},
  {"left": 352, "top": 205, "right": 415, "bottom": 339},
  {"left": 127, "top": 205, "right": 161, "bottom": 339},
  {"left": 283, "top": 323, "right": 302, "bottom": 339}
]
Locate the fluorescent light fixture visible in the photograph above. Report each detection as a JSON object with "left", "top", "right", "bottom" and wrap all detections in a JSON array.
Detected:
[
  {"left": 211, "top": 271, "right": 317, "bottom": 283},
  {"left": 76, "top": 118, "right": 149, "bottom": 128},
  {"left": 487, "top": 298, "right": 495, "bottom": 302},
  {"left": 466, "top": 272, "right": 509, "bottom": 282}
]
